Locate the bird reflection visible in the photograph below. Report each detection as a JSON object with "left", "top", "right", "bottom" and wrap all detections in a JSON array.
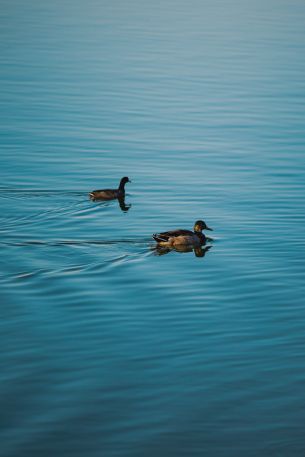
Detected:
[
  {"left": 118, "top": 195, "right": 131, "bottom": 212},
  {"left": 153, "top": 244, "right": 212, "bottom": 258},
  {"left": 90, "top": 194, "right": 131, "bottom": 212}
]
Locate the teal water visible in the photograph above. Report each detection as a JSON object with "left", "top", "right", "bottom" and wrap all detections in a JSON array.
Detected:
[{"left": 1, "top": 1, "right": 305, "bottom": 456}]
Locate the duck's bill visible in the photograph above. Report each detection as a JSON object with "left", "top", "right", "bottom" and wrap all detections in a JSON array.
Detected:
[
  {"left": 128, "top": 179, "right": 132, "bottom": 183},
  {"left": 206, "top": 226, "right": 213, "bottom": 231}
]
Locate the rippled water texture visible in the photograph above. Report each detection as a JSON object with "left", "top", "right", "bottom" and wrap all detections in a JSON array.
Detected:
[{"left": 1, "top": 1, "right": 305, "bottom": 456}]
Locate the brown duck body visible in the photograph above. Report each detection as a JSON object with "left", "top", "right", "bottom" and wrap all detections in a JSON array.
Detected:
[
  {"left": 89, "top": 188, "right": 123, "bottom": 200},
  {"left": 89, "top": 177, "right": 130, "bottom": 200},
  {"left": 153, "top": 220, "right": 212, "bottom": 247}
]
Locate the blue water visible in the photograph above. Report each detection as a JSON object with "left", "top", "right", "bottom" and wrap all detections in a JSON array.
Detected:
[{"left": 1, "top": 1, "right": 305, "bottom": 455}]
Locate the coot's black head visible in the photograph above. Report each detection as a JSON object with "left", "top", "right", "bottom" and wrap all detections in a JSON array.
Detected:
[
  {"left": 120, "top": 177, "right": 131, "bottom": 185},
  {"left": 194, "top": 220, "right": 213, "bottom": 232},
  {"left": 119, "top": 177, "right": 131, "bottom": 189}
]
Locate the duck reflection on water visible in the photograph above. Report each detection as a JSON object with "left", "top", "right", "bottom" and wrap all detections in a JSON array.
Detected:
[
  {"left": 153, "top": 244, "right": 212, "bottom": 258},
  {"left": 90, "top": 194, "right": 131, "bottom": 212},
  {"left": 118, "top": 195, "right": 131, "bottom": 212}
]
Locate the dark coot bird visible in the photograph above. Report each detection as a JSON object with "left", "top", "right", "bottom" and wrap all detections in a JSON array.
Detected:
[
  {"left": 153, "top": 220, "right": 212, "bottom": 247},
  {"left": 89, "top": 177, "right": 131, "bottom": 200}
]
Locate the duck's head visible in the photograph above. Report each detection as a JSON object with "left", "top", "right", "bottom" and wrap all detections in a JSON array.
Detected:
[
  {"left": 119, "top": 177, "right": 131, "bottom": 188},
  {"left": 120, "top": 176, "right": 131, "bottom": 186},
  {"left": 194, "top": 220, "right": 213, "bottom": 232}
]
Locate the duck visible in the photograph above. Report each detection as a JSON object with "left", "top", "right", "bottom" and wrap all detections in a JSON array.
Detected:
[
  {"left": 153, "top": 220, "right": 212, "bottom": 247},
  {"left": 89, "top": 177, "right": 131, "bottom": 200}
]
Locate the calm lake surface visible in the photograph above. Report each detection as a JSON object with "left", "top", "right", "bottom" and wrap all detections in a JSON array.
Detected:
[{"left": 1, "top": 1, "right": 305, "bottom": 456}]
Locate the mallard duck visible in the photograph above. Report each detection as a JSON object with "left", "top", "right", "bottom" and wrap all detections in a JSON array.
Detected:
[
  {"left": 89, "top": 177, "right": 131, "bottom": 200},
  {"left": 153, "top": 220, "right": 212, "bottom": 247}
]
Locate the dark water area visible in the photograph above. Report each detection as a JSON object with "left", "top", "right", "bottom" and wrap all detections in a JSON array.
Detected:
[{"left": 1, "top": 1, "right": 305, "bottom": 456}]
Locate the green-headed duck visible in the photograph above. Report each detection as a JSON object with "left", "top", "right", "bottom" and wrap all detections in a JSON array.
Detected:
[{"left": 153, "top": 220, "right": 212, "bottom": 247}]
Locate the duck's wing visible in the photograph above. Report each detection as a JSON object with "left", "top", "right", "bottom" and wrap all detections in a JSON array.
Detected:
[{"left": 153, "top": 229, "right": 193, "bottom": 242}]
